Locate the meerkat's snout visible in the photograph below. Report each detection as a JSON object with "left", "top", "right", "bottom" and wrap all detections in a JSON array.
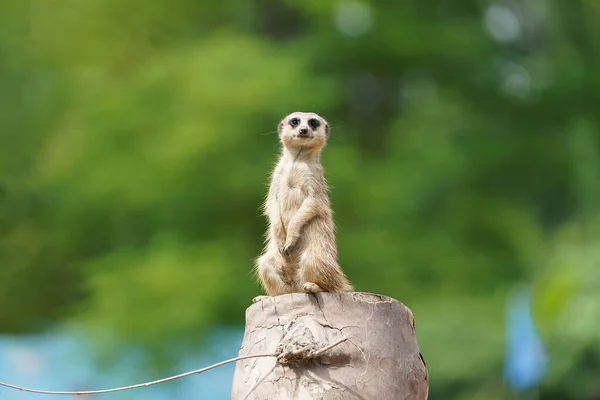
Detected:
[{"left": 297, "top": 126, "right": 310, "bottom": 137}]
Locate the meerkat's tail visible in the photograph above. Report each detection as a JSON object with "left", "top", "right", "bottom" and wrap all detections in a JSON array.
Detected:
[{"left": 343, "top": 281, "right": 354, "bottom": 292}]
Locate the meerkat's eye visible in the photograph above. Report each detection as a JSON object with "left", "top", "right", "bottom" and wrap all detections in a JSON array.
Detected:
[
  {"left": 289, "top": 118, "right": 300, "bottom": 127},
  {"left": 308, "top": 118, "right": 320, "bottom": 129}
]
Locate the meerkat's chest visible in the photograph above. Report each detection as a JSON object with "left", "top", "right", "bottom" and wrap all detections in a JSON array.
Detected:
[{"left": 275, "top": 164, "right": 310, "bottom": 204}]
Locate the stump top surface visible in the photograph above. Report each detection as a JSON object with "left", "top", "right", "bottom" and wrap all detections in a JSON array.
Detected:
[
  {"left": 250, "top": 292, "right": 407, "bottom": 310},
  {"left": 245, "top": 291, "right": 418, "bottom": 348}
]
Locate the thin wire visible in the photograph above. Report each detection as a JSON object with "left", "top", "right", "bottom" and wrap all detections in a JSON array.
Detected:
[
  {"left": 310, "top": 337, "right": 347, "bottom": 358},
  {"left": 0, "top": 337, "right": 348, "bottom": 396},
  {"left": 278, "top": 337, "right": 348, "bottom": 363},
  {"left": 0, "top": 353, "right": 275, "bottom": 396}
]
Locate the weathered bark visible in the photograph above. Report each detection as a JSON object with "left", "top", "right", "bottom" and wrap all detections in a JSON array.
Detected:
[{"left": 231, "top": 292, "right": 429, "bottom": 400}]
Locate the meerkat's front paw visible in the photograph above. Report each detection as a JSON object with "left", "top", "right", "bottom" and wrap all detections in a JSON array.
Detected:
[
  {"left": 278, "top": 246, "right": 290, "bottom": 257},
  {"left": 252, "top": 295, "right": 269, "bottom": 303},
  {"left": 303, "top": 282, "right": 325, "bottom": 293},
  {"left": 279, "top": 240, "right": 296, "bottom": 258}
]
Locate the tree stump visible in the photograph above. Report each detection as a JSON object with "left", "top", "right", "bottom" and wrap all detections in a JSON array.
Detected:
[{"left": 231, "top": 292, "right": 429, "bottom": 400}]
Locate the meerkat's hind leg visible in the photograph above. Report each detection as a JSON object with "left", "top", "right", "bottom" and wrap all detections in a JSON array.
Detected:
[
  {"left": 256, "top": 251, "right": 291, "bottom": 296},
  {"left": 299, "top": 250, "right": 351, "bottom": 293},
  {"left": 303, "top": 282, "right": 325, "bottom": 293}
]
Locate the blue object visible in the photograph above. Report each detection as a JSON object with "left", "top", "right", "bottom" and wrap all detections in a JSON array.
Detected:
[
  {"left": 503, "top": 285, "right": 548, "bottom": 392},
  {"left": 0, "top": 328, "right": 244, "bottom": 400}
]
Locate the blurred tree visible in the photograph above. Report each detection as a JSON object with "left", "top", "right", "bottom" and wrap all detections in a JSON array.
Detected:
[{"left": 0, "top": 0, "right": 599, "bottom": 398}]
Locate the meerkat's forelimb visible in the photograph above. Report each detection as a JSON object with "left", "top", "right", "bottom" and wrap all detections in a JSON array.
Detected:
[{"left": 279, "top": 196, "right": 318, "bottom": 256}]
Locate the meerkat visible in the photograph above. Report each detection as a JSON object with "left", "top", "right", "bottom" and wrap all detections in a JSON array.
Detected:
[{"left": 254, "top": 112, "right": 353, "bottom": 298}]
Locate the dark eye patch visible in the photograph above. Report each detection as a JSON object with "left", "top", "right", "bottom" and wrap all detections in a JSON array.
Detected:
[
  {"left": 289, "top": 118, "right": 300, "bottom": 127},
  {"left": 308, "top": 118, "right": 320, "bottom": 129}
]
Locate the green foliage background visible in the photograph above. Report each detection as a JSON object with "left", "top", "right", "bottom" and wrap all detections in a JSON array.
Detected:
[{"left": 1, "top": 0, "right": 599, "bottom": 398}]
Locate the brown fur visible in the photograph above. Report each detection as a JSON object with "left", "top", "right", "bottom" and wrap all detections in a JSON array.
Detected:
[{"left": 254, "top": 112, "right": 354, "bottom": 296}]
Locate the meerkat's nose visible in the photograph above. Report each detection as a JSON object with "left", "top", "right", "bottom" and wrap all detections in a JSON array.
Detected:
[{"left": 299, "top": 127, "right": 308, "bottom": 135}]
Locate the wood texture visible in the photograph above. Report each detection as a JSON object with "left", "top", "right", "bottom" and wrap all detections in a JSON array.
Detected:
[{"left": 231, "top": 292, "right": 429, "bottom": 400}]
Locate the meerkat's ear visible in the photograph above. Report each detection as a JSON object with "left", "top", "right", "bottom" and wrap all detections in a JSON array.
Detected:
[
  {"left": 278, "top": 120, "right": 284, "bottom": 135},
  {"left": 325, "top": 123, "right": 329, "bottom": 136}
]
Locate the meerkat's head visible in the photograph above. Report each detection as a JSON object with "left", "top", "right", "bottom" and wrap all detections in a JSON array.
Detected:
[{"left": 277, "top": 112, "right": 329, "bottom": 151}]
